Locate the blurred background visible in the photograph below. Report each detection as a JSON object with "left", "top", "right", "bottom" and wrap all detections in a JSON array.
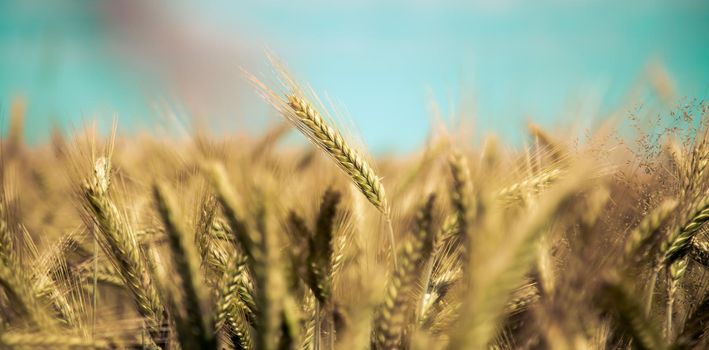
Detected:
[{"left": 1, "top": 0, "right": 708, "bottom": 153}]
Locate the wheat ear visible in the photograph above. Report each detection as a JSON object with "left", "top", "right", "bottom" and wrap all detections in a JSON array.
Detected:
[
  {"left": 248, "top": 69, "right": 397, "bottom": 265},
  {"left": 195, "top": 194, "right": 230, "bottom": 282},
  {"left": 307, "top": 189, "right": 341, "bottom": 303},
  {"left": 283, "top": 94, "right": 388, "bottom": 215},
  {"left": 153, "top": 182, "right": 215, "bottom": 349},
  {"left": 498, "top": 168, "right": 563, "bottom": 204},
  {"left": 284, "top": 95, "right": 397, "bottom": 265},
  {"left": 0, "top": 198, "right": 13, "bottom": 265},
  {"left": 624, "top": 199, "right": 678, "bottom": 260},
  {"left": 0, "top": 262, "right": 55, "bottom": 329},
  {"left": 214, "top": 254, "right": 253, "bottom": 350},
  {"left": 660, "top": 196, "right": 709, "bottom": 265},
  {"left": 374, "top": 194, "right": 435, "bottom": 349},
  {"left": 203, "top": 163, "right": 255, "bottom": 259},
  {"left": 419, "top": 215, "right": 460, "bottom": 326},
  {"left": 81, "top": 158, "right": 165, "bottom": 346}
]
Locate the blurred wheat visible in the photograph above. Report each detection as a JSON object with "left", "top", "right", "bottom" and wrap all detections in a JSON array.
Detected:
[{"left": 0, "top": 72, "right": 708, "bottom": 350}]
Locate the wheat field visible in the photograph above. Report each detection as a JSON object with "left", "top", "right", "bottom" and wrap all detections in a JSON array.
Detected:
[{"left": 0, "top": 71, "right": 708, "bottom": 350}]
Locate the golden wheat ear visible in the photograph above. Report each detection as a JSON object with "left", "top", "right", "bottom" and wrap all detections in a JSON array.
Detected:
[
  {"left": 245, "top": 60, "right": 398, "bottom": 267},
  {"left": 80, "top": 157, "right": 166, "bottom": 347}
]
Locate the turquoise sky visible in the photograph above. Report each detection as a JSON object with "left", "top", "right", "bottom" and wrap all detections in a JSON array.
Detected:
[{"left": 1, "top": 0, "right": 708, "bottom": 152}]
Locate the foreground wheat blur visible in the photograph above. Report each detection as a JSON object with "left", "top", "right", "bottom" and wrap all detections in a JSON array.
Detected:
[{"left": 1, "top": 88, "right": 709, "bottom": 350}]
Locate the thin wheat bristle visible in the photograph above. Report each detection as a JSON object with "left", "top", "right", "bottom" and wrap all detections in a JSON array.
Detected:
[{"left": 660, "top": 196, "right": 709, "bottom": 265}]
